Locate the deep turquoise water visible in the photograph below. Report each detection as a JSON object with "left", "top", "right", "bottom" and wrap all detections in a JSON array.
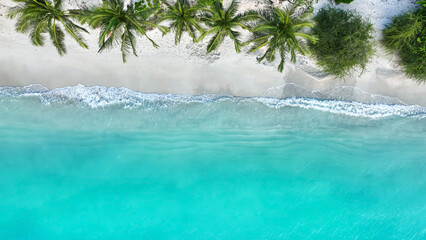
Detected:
[{"left": 0, "top": 85, "right": 425, "bottom": 239}]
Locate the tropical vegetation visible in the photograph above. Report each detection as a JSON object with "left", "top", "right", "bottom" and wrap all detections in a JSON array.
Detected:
[
  {"left": 197, "top": 0, "right": 222, "bottom": 6},
  {"left": 76, "top": 0, "right": 167, "bottom": 63},
  {"left": 197, "top": 0, "right": 259, "bottom": 53},
  {"left": 382, "top": 0, "right": 426, "bottom": 82},
  {"left": 244, "top": 5, "right": 316, "bottom": 72},
  {"left": 135, "top": 0, "right": 162, "bottom": 11},
  {"left": 309, "top": 7, "right": 374, "bottom": 78},
  {"left": 160, "top": 0, "right": 204, "bottom": 45},
  {"left": 6, "top": 0, "right": 424, "bottom": 84},
  {"left": 333, "top": 0, "right": 355, "bottom": 4},
  {"left": 7, "top": 0, "right": 89, "bottom": 56}
]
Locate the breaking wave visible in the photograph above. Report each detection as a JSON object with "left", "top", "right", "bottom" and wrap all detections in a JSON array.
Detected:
[{"left": 1, "top": 84, "right": 425, "bottom": 119}]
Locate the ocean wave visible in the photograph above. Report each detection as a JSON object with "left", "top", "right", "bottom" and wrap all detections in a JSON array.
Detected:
[
  {"left": 260, "top": 83, "right": 407, "bottom": 105},
  {"left": 255, "top": 98, "right": 426, "bottom": 119},
  {"left": 0, "top": 84, "right": 425, "bottom": 119}
]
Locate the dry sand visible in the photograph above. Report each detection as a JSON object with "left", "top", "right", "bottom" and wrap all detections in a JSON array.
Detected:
[{"left": 0, "top": 0, "right": 425, "bottom": 105}]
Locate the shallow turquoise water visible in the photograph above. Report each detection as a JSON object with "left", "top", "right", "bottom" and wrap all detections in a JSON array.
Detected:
[{"left": 0, "top": 86, "right": 425, "bottom": 239}]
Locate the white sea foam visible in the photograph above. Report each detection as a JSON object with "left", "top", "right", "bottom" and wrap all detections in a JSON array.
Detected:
[
  {"left": 255, "top": 98, "right": 426, "bottom": 119},
  {"left": 0, "top": 84, "right": 425, "bottom": 119}
]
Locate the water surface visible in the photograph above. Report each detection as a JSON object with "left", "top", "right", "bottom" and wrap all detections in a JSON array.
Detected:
[{"left": 0, "top": 85, "right": 425, "bottom": 239}]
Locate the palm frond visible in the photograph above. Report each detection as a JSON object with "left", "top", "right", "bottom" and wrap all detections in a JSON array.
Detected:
[
  {"left": 30, "top": 17, "right": 49, "bottom": 46},
  {"left": 245, "top": 6, "right": 315, "bottom": 72},
  {"left": 59, "top": 18, "right": 88, "bottom": 49},
  {"left": 81, "top": 0, "right": 159, "bottom": 63},
  {"left": 160, "top": 0, "right": 204, "bottom": 44},
  {"left": 198, "top": 0, "right": 255, "bottom": 53},
  {"left": 206, "top": 31, "right": 224, "bottom": 53},
  {"left": 8, "top": 0, "right": 88, "bottom": 55},
  {"left": 48, "top": 21, "right": 66, "bottom": 56},
  {"left": 120, "top": 31, "right": 131, "bottom": 63}
]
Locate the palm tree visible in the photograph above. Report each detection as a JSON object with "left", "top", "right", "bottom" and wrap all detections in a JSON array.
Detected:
[
  {"left": 197, "top": 0, "right": 259, "bottom": 53},
  {"left": 77, "top": 0, "right": 167, "bottom": 63},
  {"left": 244, "top": 6, "right": 316, "bottom": 72},
  {"left": 8, "top": 0, "right": 89, "bottom": 56},
  {"left": 160, "top": 0, "right": 204, "bottom": 45}
]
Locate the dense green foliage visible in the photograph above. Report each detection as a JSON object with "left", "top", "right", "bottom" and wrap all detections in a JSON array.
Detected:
[
  {"left": 135, "top": 0, "right": 162, "bottom": 11},
  {"left": 198, "top": 0, "right": 259, "bottom": 53},
  {"left": 77, "top": 0, "right": 166, "bottom": 63},
  {"left": 160, "top": 0, "right": 204, "bottom": 45},
  {"left": 382, "top": 1, "right": 426, "bottom": 82},
  {"left": 6, "top": 0, "right": 423, "bottom": 83},
  {"left": 244, "top": 6, "right": 316, "bottom": 72},
  {"left": 309, "top": 7, "right": 374, "bottom": 78},
  {"left": 334, "top": 0, "right": 354, "bottom": 4},
  {"left": 197, "top": 0, "right": 222, "bottom": 6},
  {"left": 7, "top": 0, "right": 88, "bottom": 56}
]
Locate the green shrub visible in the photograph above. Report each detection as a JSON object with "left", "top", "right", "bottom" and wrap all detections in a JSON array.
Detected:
[
  {"left": 382, "top": 2, "right": 426, "bottom": 82},
  {"left": 334, "top": 0, "right": 355, "bottom": 4},
  {"left": 309, "top": 7, "right": 374, "bottom": 78}
]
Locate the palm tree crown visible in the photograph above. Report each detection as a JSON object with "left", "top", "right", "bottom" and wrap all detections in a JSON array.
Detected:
[
  {"left": 244, "top": 6, "right": 316, "bottom": 72},
  {"left": 77, "top": 0, "right": 167, "bottom": 63},
  {"left": 160, "top": 0, "right": 204, "bottom": 45},
  {"left": 198, "top": 0, "right": 259, "bottom": 53},
  {"left": 8, "top": 0, "right": 89, "bottom": 56}
]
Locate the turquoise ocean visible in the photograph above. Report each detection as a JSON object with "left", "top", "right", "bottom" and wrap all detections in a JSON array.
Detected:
[{"left": 0, "top": 85, "right": 425, "bottom": 239}]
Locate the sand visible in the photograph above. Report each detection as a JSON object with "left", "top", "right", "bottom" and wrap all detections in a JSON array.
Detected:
[{"left": 0, "top": 0, "right": 425, "bottom": 106}]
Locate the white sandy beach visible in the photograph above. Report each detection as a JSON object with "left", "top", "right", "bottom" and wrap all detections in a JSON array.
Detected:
[{"left": 0, "top": 0, "right": 425, "bottom": 105}]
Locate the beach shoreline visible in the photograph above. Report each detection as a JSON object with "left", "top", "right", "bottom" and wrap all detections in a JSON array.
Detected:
[{"left": 1, "top": 0, "right": 425, "bottom": 106}]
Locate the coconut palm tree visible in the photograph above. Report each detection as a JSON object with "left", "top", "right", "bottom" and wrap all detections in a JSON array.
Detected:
[
  {"left": 244, "top": 6, "right": 316, "bottom": 72},
  {"left": 160, "top": 0, "right": 204, "bottom": 45},
  {"left": 77, "top": 0, "right": 167, "bottom": 63},
  {"left": 197, "top": 0, "right": 259, "bottom": 53},
  {"left": 8, "top": 0, "right": 89, "bottom": 56}
]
